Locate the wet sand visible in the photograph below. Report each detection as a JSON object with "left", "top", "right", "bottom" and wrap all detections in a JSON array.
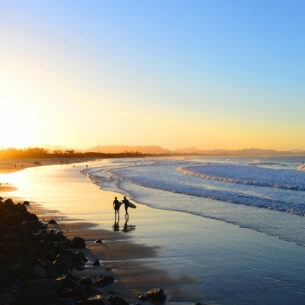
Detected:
[
  {"left": 0, "top": 160, "right": 198, "bottom": 304},
  {"left": 17, "top": 202, "right": 195, "bottom": 303}
]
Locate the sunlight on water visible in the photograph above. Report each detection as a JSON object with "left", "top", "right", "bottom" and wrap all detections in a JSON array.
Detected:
[
  {"left": 0, "top": 163, "right": 116, "bottom": 217},
  {"left": 1, "top": 157, "right": 305, "bottom": 305}
]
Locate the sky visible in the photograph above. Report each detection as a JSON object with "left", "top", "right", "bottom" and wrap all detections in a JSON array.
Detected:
[{"left": 1, "top": 0, "right": 305, "bottom": 151}]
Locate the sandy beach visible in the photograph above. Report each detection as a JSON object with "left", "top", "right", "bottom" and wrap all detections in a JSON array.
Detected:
[
  {"left": 3, "top": 158, "right": 305, "bottom": 305},
  {"left": 0, "top": 159, "right": 197, "bottom": 304}
]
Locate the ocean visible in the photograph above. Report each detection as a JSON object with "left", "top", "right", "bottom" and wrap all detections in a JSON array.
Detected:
[
  {"left": 83, "top": 156, "right": 305, "bottom": 304},
  {"left": 84, "top": 156, "right": 305, "bottom": 245},
  {"left": 2, "top": 156, "right": 305, "bottom": 305}
]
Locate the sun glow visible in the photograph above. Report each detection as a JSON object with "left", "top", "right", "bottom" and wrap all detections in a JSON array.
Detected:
[{"left": 0, "top": 99, "right": 39, "bottom": 148}]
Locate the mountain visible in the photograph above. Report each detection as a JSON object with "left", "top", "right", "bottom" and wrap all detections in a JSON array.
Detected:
[
  {"left": 31, "top": 144, "right": 305, "bottom": 156},
  {"left": 85, "top": 145, "right": 172, "bottom": 154},
  {"left": 173, "top": 147, "right": 202, "bottom": 154}
]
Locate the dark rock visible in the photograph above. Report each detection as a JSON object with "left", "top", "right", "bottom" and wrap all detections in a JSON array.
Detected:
[
  {"left": 146, "top": 288, "right": 166, "bottom": 303},
  {"left": 80, "top": 276, "right": 92, "bottom": 286},
  {"left": 48, "top": 219, "right": 58, "bottom": 225},
  {"left": 23, "top": 278, "right": 64, "bottom": 290},
  {"left": 77, "top": 294, "right": 106, "bottom": 305},
  {"left": 93, "top": 258, "right": 100, "bottom": 266},
  {"left": 138, "top": 294, "right": 149, "bottom": 301},
  {"left": 0, "top": 198, "right": 127, "bottom": 305},
  {"left": 70, "top": 236, "right": 86, "bottom": 248},
  {"left": 107, "top": 295, "right": 129, "bottom": 305},
  {"left": 95, "top": 276, "right": 114, "bottom": 287},
  {"left": 87, "top": 294, "right": 107, "bottom": 305},
  {"left": 95, "top": 239, "right": 102, "bottom": 243},
  {"left": 70, "top": 285, "right": 86, "bottom": 298}
]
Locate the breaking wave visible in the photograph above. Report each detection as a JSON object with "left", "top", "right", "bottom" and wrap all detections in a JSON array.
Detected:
[{"left": 178, "top": 164, "right": 305, "bottom": 191}]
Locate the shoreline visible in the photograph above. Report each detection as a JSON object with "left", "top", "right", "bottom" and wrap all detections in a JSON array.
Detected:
[
  {"left": 0, "top": 196, "right": 197, "bottom": 304},
  {"left": 28, "top": 201, "right": 200, "bottom": 303},
  {"left": 0, "top": 157, "right": 97, "bottom": 174},
  {"left": 0, "top": 160, "right": 199, "bottom": 304}
]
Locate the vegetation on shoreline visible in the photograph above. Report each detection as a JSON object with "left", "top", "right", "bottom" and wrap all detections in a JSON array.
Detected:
[
  {"left": 0, "top": 147, "right": 146, "bottom": 159},
  {"left": 1, "top": 147, "right": 304, "bottom": 160}
]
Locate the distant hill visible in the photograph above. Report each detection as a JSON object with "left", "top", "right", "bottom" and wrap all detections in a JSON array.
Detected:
[
  {"left": 174, "top": 147, "right": 305, "bottom": 156},
  {"left": 34, "top": 144, "right": 305, "bottom": 156},
  {"left": 85, "top": 145, "right": 172, "bottom": 154}
]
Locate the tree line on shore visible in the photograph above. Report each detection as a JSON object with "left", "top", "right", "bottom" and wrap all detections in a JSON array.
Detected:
[{"left": 0, "top": 147, "right": 147, "bottom": 159}]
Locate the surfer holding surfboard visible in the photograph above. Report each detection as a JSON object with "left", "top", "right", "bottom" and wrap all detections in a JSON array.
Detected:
[{"left": 122, "top": 196, "right": 136, "bottom": 216}]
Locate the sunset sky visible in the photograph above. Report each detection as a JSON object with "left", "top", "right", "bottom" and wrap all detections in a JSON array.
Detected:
[{"left": 1, "top": 0, "right": 305, "bottom": 151}]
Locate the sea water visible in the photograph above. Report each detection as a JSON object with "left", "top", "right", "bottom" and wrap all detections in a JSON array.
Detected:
[
  {"left": 2, "top": 156, "right": 305, "bottom": 305},
  {"left": 83, "top": 156, "right": 305, "bottom": 304}
]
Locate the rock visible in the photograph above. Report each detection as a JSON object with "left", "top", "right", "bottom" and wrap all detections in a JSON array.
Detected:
[
  {"left": 92, "top": 258, "right": 100, "bottom": 266},
  {"left": 95, "top": 239, "right": 102, "bottom": 243},
  {"left": 95, "top": 276, "right": 114, "bottom": 287},
  {"left": 23, "top": 279, "right": 64, "bottom": 290},
  {"left": 138, "top": 294, "right": 149, "bottom": 301},
  {"left": 48, "top": 219, "right": 58, "bottom": 225},
  {"left": 86, "top": 294, "right": 106, "bottom": 305},
  {"left": 146, "top": 288, "right": 166, "bottom": 303},
  {"left": 107, "top": 295, "right": 129, "bottom": 305},
  {"left": 80, "top": 276, "right": 92, "bottom": 286},
  {"left": 0, "top": 197, "right": 101, "bottom": 305},
  {"left": 33, "top": 264, "right": 48, "bottom": 279},
  {"left": 70, "top": 236, "right": 86, "bottom": 248}
]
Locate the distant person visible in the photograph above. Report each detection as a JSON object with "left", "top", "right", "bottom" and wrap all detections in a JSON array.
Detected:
[
  {"left": 122, "top": 196, "right": 130, "bottom": 216},
  {"left": 113, "top": 197, "right": 121, "bottom": 218}
]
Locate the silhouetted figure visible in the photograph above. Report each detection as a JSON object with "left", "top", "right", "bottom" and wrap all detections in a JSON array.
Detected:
[
  {"left": 122, "top": 215, "right": 136, "bottom": 233},
  {"left": 113, "top": 220, "right": 120, "bottom": 231},
  {"left": 113, "top": 197, "right": 121, "bottom": 220},
  {"left": 122, "top": 196, "right": 130, "bottom": 216}
]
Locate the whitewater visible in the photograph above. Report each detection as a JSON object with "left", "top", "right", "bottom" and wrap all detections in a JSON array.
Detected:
[
  {"left": 84, "top": 156, "right": 305, "bottom": 247},
  {"left": 2, "top": 155, "right": 305, "bottom": 305}
]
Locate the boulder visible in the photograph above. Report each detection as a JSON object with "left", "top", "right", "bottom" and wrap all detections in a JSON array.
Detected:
[
  {"left": 95, "top": 276, "right": 114, "bottom": 287},
  {"left": 107, "top": 295, "right": 129, "bottom": 305},
  {"left": 92, "top": 258, "right": 100, "bottom": 266},
  {"left": 48, "top": 219, "right": 57, "bottom": 225},
  {"left": 146, "top": 288, "right": 166, "bottom": 303},
  {"left": 70, "top": 236, "right": 86, "bottom": 248}
]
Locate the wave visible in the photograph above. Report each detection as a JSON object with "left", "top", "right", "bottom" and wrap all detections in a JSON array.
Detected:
[
  {"left": 248, "top": 159, "right": 277, "bottom": 165},
  {"left": 83, "top": 158, "right": 305, "bottom": 248},
  {"left": 178, "top": 164, "right": 305, "bottom": 191},
  {"left": 297, "top": 163, "right": 305, "bottom": 172},
  {"left": 87, "top": 169, "right": 305, "bottom": 217}
]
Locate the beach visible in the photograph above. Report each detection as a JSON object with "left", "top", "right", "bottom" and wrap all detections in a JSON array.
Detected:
[
  {"left": 2, "top": 158, "right": 305, "bottom": 305},
  {"left": 0, "top": 160, "right": 199, "bottom": 304}
]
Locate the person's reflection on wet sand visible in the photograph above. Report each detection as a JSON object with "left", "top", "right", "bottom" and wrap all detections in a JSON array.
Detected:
[
  {"left": 113, "top": 219, "right": 120, "bottom": 231},
  {"left": 123, "top": 214, "right": 136, "bottom": 232}
]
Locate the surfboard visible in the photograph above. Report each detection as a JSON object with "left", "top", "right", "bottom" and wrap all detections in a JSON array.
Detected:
[{"left": 128, "top": 202, "right": 136, "bottom": 209}]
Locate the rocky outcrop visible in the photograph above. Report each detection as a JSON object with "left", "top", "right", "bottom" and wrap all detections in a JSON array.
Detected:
[
  {"left": 0, "top": 197, "right": 174, "bottom": 305},
  {"left": 0, "top": 198, "right": 116, "bottom": 304}
]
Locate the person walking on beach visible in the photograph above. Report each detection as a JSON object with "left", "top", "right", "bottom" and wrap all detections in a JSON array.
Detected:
[
  {"left": 122, "top": 196, "right": 130, "bottom": 216},
  {"left": 113, "top": 197, "right": 121, "bottom": 219}
]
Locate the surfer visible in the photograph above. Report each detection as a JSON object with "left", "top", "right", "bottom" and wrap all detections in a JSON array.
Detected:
[
  {"left": 113, "top": 197, "right": 121, "bottom": 219},
  {"left": 122, "top": 196, "right": 130, "bottom": 216}
]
